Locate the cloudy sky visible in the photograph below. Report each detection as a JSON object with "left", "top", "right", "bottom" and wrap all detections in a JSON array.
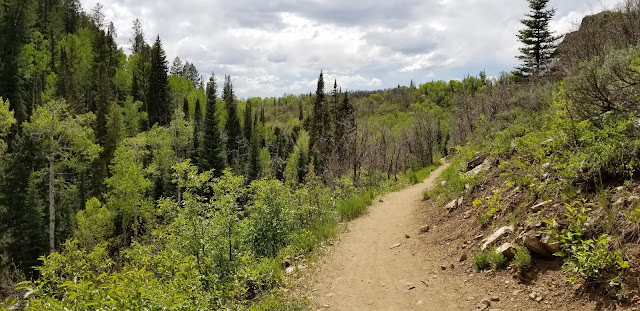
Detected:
[{"left": 80, "top": 0, "right": 620, "bottom": 98}]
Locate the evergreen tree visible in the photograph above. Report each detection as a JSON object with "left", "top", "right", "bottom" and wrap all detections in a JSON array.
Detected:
[
  {"left": 183, "top": 97, "right": 190, "bottom": 121},
  {"left": 170, "top": 56, "right": 184, "bottom": 76},
  {"left": 62, "top": 0, "right": 82, "bottom": 34},
  {"left": 335, "top": 91, "right": 356, "bottom": 160},
  {"left": 298, "top": 100, "right": 304, "bottom": 122},
  {"left": 247, "top": 128, "right": 261, "bottom": 181},
  {"left": 130, "top": 20, "right": 151, "bottom": 114},
  {"left": 517, "top": 0, "right": 559, "bottom": 76},
  {"left": 92, "top": 22, "right": 121, "bottom": 195},
  {"left": 200, "top": 74, "right": 226, "bottom": 175},
  {"left": 1, "top": 133, "right": 46, "bottom": 273},
  {"left": 260, "top": 106, "right": 265, "bottom": 124},
  {"left": 191, "top": 98, "right": 202, "bottom": 166},
  {"left": 243, "top": 101, "right": 253, "bottom": 142},
  {"left": 0, "top": 0, "right": 36, "bottom": 129},
  {"left": 223, "top": 75, "right": 242, "bottom": 168},
  {"left": 148, "top": 36, "right": 170, "bottom": 126},
  {"left": 130, "top": 19, "right": 146, "bottom": 54},
  {"left": 182, "top": 62, "right": 201, "bottom": 87},
  {"left": 309, "top": 71, "right": 327, "bottom": 175}
]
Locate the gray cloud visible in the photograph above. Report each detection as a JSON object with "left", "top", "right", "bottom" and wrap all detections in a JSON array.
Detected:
[{"left": 81, "top": 0, "right": 618, "bottom": 97}]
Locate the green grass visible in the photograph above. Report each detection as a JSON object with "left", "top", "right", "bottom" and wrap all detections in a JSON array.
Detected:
[
  {"left": 248, "top": 293, "right": 309, "bottom": 311},
  {"left": 407, "top": 164, "right": 438, "bottom": 184},
  {"left": 337, "top": 188, "right": 376, "bottom": 221}
]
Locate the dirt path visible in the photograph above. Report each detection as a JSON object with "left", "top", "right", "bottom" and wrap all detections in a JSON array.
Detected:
[
  {"left": 308, "top": 164, "right": 471, "bottom": 310},
  {"left": 302, "top": 164, "right": 632, "bottom": 311}
]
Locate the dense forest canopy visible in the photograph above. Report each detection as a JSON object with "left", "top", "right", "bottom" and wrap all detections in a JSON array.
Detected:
[{"left": 1, "top": 0, "right": 640, "bottom": 309}]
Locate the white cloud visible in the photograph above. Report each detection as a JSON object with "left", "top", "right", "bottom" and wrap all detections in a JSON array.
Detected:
[{"left": 79, "top": 0, "right": 620, "bottom": 97}]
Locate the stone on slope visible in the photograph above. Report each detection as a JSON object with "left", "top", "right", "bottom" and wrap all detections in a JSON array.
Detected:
[
  {"left": 467, "top": 152, "right": 489, "bottom": 171},
  {"left": 522, "top": 233, "right": 561, "bottom": 258},
  {"left": 481, "top": 225, "right": 515, "bottom": 250}
]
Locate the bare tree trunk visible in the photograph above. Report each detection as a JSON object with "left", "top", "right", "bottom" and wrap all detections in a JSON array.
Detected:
[{"left": 48, "top": 159, "right": 55, "bottom": 253}]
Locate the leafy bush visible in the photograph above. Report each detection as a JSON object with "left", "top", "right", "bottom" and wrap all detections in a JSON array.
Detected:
[
  {"left": 564, "top": 45, "right": 640, "bottom": 120},
  {"left": 247, "top": 180, "right": 294, "bottom": 258},
  {"left": 75, "top": 197, "right": 114, "bottom": 250},
  {"left": 546, "top": 200, "right": 630, "bottom": 286}
]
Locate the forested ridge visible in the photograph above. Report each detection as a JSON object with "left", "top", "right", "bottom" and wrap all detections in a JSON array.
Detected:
[{"left": 2, "top": 0, "right": 640, "bottom": 309}]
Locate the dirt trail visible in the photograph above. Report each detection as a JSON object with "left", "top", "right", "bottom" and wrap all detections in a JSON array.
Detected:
[
  {"left": 309, "top": 164, "right": 470, "bottom": 310},
  {"left": 305, "top": 164, "right": 623, "bottom": 311}
]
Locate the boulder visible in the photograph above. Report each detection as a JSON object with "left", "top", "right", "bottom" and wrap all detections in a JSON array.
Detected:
[
  {"left": 482, "top": 225, "right": 515, "bottom": 250},
  {"left": 445, "top": 199, "right": 458, "bottom": 211},
  {"left": 466, "top": 157, "right": 492, "bottom": 177},
  {"left": 522, "top": 233, "right": 561, "bottom": 258},
  {"left": 540, "top": 234, "right": 562, "bottom": 254},
  {"left": 467, "top": 152, "right": 489, "bottom": 171},
  {"left": 445, "top": 196, "right": 465, "bottom": 213},
  {"left": 420, "top": 225, "right": 431, "bottom": 233},
  {"left": 496, "top": 243, "right": 517, "bottom": 259}
]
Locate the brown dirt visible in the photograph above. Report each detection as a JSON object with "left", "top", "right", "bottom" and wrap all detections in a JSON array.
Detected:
[{"left": 299, "top": 164, "right": 637, "bottom": 311}]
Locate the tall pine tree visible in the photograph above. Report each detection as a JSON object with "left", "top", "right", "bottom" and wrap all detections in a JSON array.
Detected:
[
  {"left": 200, "top": 74, "right": 226, "bottom": 175},
  {"left": 309, "top": 71, "right": 328, "bottom": 175},
  {"left": 243, "top": 101, "right": 253, "bottom": 143},
  {"left": 183, "top": 97, "right": 190, "bottom": 121},
  {"left": 130, "top": 19, "right": 151, "bottom": 117},
  {"left": 223, "top": 75, "right": 242, "bottom": 168},
  {"left": 517, "top": 0, "right": 559, "bottom": 76},
  {"left": 148, "top": 36, "right": 170, "bottom": 126},
  {"left": 191, "top": 98, "right": 202, "bottom": 166}
]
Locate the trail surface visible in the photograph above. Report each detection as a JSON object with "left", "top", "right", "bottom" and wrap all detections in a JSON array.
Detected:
[
  {"left": 305, "top": 164, "right": 623, "bottom": 311},
  {"left": 309, "top": 164, "right": 470, "bottom": 310}
]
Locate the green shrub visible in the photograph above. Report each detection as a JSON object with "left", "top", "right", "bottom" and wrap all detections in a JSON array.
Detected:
[
  {"left": 422, "top": 190, "right": 430, "bottom": 201},
  {"left": 561, "top": 235, "right": 628, "bottom": 285},
  {"left": 473, "top": 249, "right": 492, "bottom": 270},
  {"left": 546, "top": 200, "right": 630, "bottom": 286},
  {"left": 514, "top": 245, "right": 532, "bottom": 272},
  {"left": 489, "top": 249, "right": 508, "bottom": 269}
]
